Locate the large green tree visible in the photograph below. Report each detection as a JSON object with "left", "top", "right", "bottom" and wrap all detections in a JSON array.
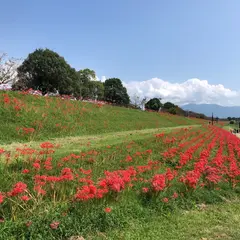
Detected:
[
  {"left": 77, "top": 68, "right": 96, "bottom": 84},
  {"left": 78, "top": 80, "right": 104, "bottom": 100},
  {"left": 12, "top": 48, "right": 78, "bottom": 94},
  {"left": 145, "top": 98, "right": 162, "bottom": 111},
  {"left": 163, "top": 102, "right": 175, "bottom": 110},
  {"left": 75, "top": 68, "right": 102, "bottom": 99},
  {"left": 87, "top": 81, "right": 104, "bottom": 100},
  {"left": 104, "top": 78, "right": 130, "bottom": 104}
]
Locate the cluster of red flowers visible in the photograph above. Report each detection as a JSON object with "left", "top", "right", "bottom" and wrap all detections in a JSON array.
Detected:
[{"left": 0, "top": 124, "right": 238, "bottom": 226}]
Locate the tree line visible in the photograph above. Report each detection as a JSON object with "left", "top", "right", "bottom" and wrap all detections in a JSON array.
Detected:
[
  {"left": 9, "top": 48, "right": 129, "bottom": 105},
  {"left": 1, "top": 48, "right": 206, "bottom": 118},
  {"left": 143, "top": 97, "right": 206, "bottom": 118}
]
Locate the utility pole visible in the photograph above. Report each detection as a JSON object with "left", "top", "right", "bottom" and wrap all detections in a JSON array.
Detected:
[{"left": 212, "top": 112, "right": 214, "bottom": 125}]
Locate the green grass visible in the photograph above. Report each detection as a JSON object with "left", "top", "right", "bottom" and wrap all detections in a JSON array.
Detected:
[
  {"left": 0, "top": 124, "right": 200, "bottom": 154},
  {"left": 93, "top": 200, "right": 240, "bottom": 240},
  {"left": 223, "top": 123, "right": 239, "bottom": 131},
  {"left": 0, "top": 91, "right": 204, "bottom": 144}
]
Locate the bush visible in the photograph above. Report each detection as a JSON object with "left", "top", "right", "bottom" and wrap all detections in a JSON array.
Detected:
[
  {"left": 145, "top": 98, "right": 162, "bottom": 111},
  {"left": 230, "top": 120, "right": 235, "bottom": 124}
]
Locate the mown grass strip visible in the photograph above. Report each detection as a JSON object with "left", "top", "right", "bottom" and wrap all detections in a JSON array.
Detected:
[
  {"left": 0, "top": 125, "right": 201, "bottom": 153},
  {"left": 95, "top": 200, "right": 240, "bottom": 240}
]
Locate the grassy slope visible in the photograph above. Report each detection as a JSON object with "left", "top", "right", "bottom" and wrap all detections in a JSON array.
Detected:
[
  {"left": 1, "top": 92, "right": 237, "bottom": 240},
  {"left": 0, "top": 91, "right": 203, "bottom": 144}
]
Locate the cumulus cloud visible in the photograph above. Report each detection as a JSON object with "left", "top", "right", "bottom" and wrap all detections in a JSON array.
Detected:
[
  {"left": 123, "top": 78, "right": 240, "bottom": 106},
  {"left": 96, "top": 76, "right": 107, "bottom": 82}
]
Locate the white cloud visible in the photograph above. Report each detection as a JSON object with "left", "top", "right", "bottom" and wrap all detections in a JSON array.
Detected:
[
  {"left": 101, "top": 76, "right": 106, "bottom": 82},
  {"left": 123, "top": 78, "right": 240, "bottom": 106},
  {"left": 96, "top": 76, "right": 106, "bottom": 82}
]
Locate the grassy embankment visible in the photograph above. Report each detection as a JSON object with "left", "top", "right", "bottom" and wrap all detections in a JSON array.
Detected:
[
  {"left": 1, "top": 91, "right": 239, "bottom": 240},
  {"left": 0, "top": 91, "right": 202, "bottom": 144}
]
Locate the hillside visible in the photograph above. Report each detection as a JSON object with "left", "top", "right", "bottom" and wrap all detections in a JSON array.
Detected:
[
  {"left": 182, "top": 103, "right": 240, "bottom": 118},
  {"left": 2, "top": 91, "right": 240, "bottom": 240},
  {"left": 0, "top": 91, "right": 203, "bottom": 144}
]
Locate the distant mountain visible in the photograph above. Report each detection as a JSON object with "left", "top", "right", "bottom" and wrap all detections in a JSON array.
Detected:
[{"left": 181, "top": 104, "right": 240, "bottom": 118}]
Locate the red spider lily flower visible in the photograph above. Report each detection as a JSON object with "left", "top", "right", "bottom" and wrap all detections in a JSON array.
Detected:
[
  {"left": 79, "top": 168, "right": 92, "bottom": 175},
  {"left": 162, "top": 197, "right": 169, "bottom": 203},
  {"left": 0, "top": 193, "right": 4, "bottom": 204},
  {"left": 129, "top": 183, "right": 134, "bottom": 188},
  {"left": 23, "top": 128, "right": 35, "bottom": 134},
  {"left": 125, "top": 155, "right": 133, "bottom": 162},
  {"left": 21, "top": 195, "right": 30, "bottom": 201},
  {"left": 26, "top": 221, "right": 32, "bottom": 227},
  {"left": 22, "top": 169, "right": 30, "bottom": 174},
  {"left": 165, "top": 168, "right": 175, "bottom": 181},
  {"left": 40, "top": 142, "right": 54, "bottom": 149},
  {"left": 155, "top": 133, "right": 164, "bottom": 138},
  {"left": 34, "top": 185, "right": 46, "bottom": 196},
  {"left": 61, "top": 168, "right": 74, "bottom": 181},
  {"left": 14, "top": 105, "right": 21, "bottom": 111},
  {"left": 179, "top": 170, "right": 201, "bottom": 189},
  {"left": 142, "top": 187, "right": 149, "bottom": 193},
  {"left": 50, "top": 221, "right": 60, "bottom": 229},
  {"left": 0, "top": 218, "right": 4, "bottom": 223},
  {"left": 3, "top": 94, "right": 10, "bottom": 104},
  {"left": 104, "top": 207, "right": 112, "bottom": 213},
  {"left": 145, "top": 149, "right": 152, "bottom": 154},
  {"left": 172, "top": 192, "right": 178, "bottom": 199},
  {"left": 9, "top": 182, "right": 27, "bottom": 196},
  {"left": 33, "top": 162, "right": 41, "bottom": 170},
  {"left": 0, "top": 149, "right": 5, "bottom": 154},
  {"left": 151, "top": 174, "right": 166, "bottom": 191}
]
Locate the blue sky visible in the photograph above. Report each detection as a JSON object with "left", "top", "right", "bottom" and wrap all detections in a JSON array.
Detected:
[{"left": 1, "top": 0, "right": 240, "bottom": 105}]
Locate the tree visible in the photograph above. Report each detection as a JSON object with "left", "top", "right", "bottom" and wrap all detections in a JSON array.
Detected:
[
  {"left": 75, "top": 68, "right": 98, "bottom": 98},
  {"left": 78, "top": 68, "right": 96, "bottom": 84},
  {"left": 104, "top": 78, "right": 130, "bottom": 104},
  {"left": 227, "top": 117, "right": 232, "bottom": 121},
  {"left": 145, "top": 98, "right": 162, "bottom": 111},
  {"left": 163, "top": 102, "right": 175, "bottom": 110},
  {"left": 169, "top": 107, "right": 177, "bottom": 115},
  {"left": 12, "top": 48, "right": 78, "bottom": 94},
  {"left": 0, "top": 52, "right": 20, "bottom": 84},
  {"left": 86, "top": 81, "right": 104, "bottom": 100}
]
